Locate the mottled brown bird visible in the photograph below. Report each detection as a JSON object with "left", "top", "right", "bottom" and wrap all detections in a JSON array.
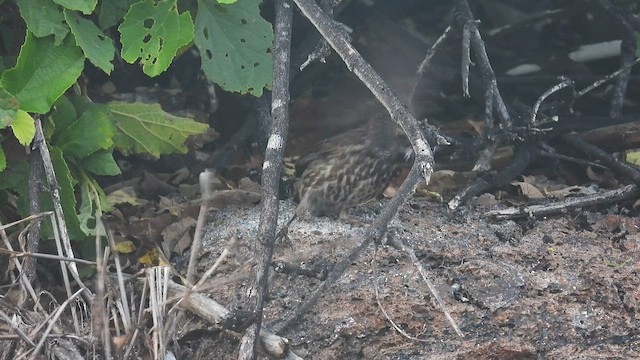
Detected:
[{"left": 295, "top": 116, "right": 412, "bottom": 219}]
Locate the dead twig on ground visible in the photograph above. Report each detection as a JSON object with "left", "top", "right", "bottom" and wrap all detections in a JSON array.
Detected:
[
  {"left": 449, "top": 144, "right": 537, "bottom": 210},
  {"left": 561, "top": 134, "right": 640, "bottom": 185},
  {"left": 486, "top": 184, "right": 640, "bottom": 220},
  {"left": 122, "top": 274, "right": 302, "bottom": 359},
  {"left": 373, "top": 236, "right": 463, "bottom": 341}
]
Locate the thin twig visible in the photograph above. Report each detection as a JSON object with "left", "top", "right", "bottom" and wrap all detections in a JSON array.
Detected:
[
  {"left": 24, "top": 142, "right": 43, "bottom": 285},
  {"left": 576, "top": 57, "right": 640, "bottom": 98},
  {"left": 95, "top": 240, "right": 111, "bottom": 360},
  {"left": 0, "top": 212, "right": 52, "bottom": 231},
  {"left": 461, "top": 21, "right": 472, "bottom": 98},
  {"left": 384, "top": 237, "right": 463, "bottom": 336},
  {"left": 455, "top": 0, "right": 511, "bottom": 128},
  {"left": 33, "top": 118, "right": 90, "bottom": 296},
  {"left": 410, "top": 25, "right": 452, "bottom": 116},
  {"left": 486, "top": 184, "right": 640, "bottom": 220},
  {"left": 0, "top": 220, "right": 41, "bottom": 308},
  {"left": 537, "top": 150, "right": 609, "bottom": 170},
  {"left": 194, "top": 237, "right": 237, "bottom": 290},
  {"left": 531, "top": 76, "right": 574, "bottom": 126},
  {"left": 105, "top": 228, "right": 131, "bottom": 332},
  {"left": 292, "top": 0, "right": 435, "bottom": 168},
  {"left": 0, "top": 248, "right": 95, "bottom": 265},
  {"left": 238, "top": 0, "right": 293, "bottom": 358},
  {"left": 561, "top": 134, "right": 640, "bottom": 184},
  {"left": 0, "top": 310, "right": 36, "bottom": 347},
  {"left": 186, "top": 170, "right": 216, "bottom": 284}
]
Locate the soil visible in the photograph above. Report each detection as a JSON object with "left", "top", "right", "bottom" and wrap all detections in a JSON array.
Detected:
[{"left": 178, "top": 197, "right": 640, "bottom": 359}]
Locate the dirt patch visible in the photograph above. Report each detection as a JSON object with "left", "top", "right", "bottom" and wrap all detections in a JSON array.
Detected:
[{"left": 176, "top": 197, "right": 640, "bottom": 359}]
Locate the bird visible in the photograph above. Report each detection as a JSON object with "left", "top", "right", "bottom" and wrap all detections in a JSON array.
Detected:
[{"left": 295, "top": 116, "right": 413, "bottom": 219}]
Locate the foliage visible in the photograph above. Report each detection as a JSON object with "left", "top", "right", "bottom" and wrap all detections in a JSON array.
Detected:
[{"left": 0, "top": 0, "right": 273, "bottom": 241}]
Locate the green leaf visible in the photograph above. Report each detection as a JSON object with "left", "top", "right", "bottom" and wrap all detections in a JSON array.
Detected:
[
  {"left": 56, "top": 110, "right": 115, "bottom": 159},
  {"left": 0, "top": 86, "right": 18, "bottom": 128},
  {"left": 64, "top": 9, "right": 115, "bottom": 74},
  {"left": 49, "top": 145, "right": 84, "bottom": 238},
  {"left": 11, "top": 110, "right": 35, "bottom": 146},
  {"left": 52, "top": 0, "right": 96, "bottom": 15},
  {"left": 99, "top": 0, "right": 138, "bottom": 30},
  {"left": 17, "top": 0, "right": 69, "bottom": 45},
  {"left": 108, "top": 101, "right": 209, "bottom": 158},
  {"left": 50, "top": 96, "right": 78, "bottom": 142},
  {"left": 81, "top": 149, "right": 121, "bottom": 176},
  {"left": 78, "top": 179, "right": 95, "bottom": 235},
  {"left": 218, "top": 0, "right": 238, "bottom": 3},
  {"left": 0, "top": 146, "right": 6, "bottom": 172},
  {"left": 78, "top": 176, "right": 109, "bottom": 236},
  {"left": 0, "top": 161, "right": 28, "bottom": 188},
  {"left": 67, "top": 93, "right": 110, "bottom": 115},
  {"left": 119, "top": 0, "right": 194, "bottom": 77},
  {"left": 0, "top": 32, "right": 85, "bottom": 114},
  {"left": 195, "top": 0, "right": 273, "bottom": 96}
]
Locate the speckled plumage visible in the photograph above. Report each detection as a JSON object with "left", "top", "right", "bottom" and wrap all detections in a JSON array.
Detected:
[{"left": 295, "top": 116, "right": 412, "bottom": 219}]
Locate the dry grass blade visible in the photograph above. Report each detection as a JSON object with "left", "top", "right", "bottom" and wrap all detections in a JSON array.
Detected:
[
  {"left": 147, "top": 267, "right": 170, "bottom": 360},
  {"left": 105, "top": 229, "right": 132, "bottom": 333},
  {"left": 0, "top": 309, "right": 36, "bottom": 347},
  {"left": 0, "top": 248, "right": 95, "bottom": 265},
  {"left": 0, "top": 220, "right": 42, "bottom": 311},
  {"left": 0, "top": 212, "right": 52, "bottom": 231},
  {"left": 26, "top": 288, "right": 84, "bottom": 360}
]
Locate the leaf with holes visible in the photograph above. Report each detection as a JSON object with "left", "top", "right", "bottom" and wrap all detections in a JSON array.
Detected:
[
  {"left": 118, "top": 0, "right": 193, "bottom": 77},
  {"left": 195, "top": 0, "right": 273, "bottom": 96},
  {"left": 108, "top": 101, "right": 209, "bottom": 159}
]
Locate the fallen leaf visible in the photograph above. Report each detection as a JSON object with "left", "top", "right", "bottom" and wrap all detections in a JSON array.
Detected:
[
  {"left": 174, "top": 231, "right": 192, "bottom": 255},
  {"left": 161, "top": 217, "right": 196, "bottom": 255},
  {"left": 511, "top": 181, "right": 544, "bottom": 199},
  {"left": 114, "top": 240, "right": 136, "bottom": 254},
  {"left": 546, "top": 185, "right": 593, "bottom": 199},
  {"left": 138, "top": 247, "right": 171, "bottom": 267},
  {"left": 107, "top": 187, "right": 148, "bottom": 207},
  {"left": 626, "top": 149, "right": 640, "bottom": 166},
  {"left": 139, "top": 171, "right": 176, "bottom": 197}
]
